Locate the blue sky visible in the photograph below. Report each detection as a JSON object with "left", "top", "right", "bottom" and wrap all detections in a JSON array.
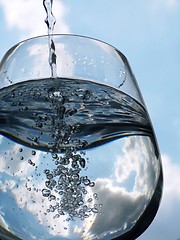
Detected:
[{"left": 0, "top": 0, "right": 180, "bottom": 239}]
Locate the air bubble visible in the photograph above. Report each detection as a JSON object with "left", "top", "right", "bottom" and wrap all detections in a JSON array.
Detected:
[
  {"left": 44, "top": 169, "right": 50, "bottom": 175},
  {"left": 49, "top": 205, "right": 56, "bottom": 212},
  {"left": 51, "top": 153, "right": 58, "bottom": 159},
  {"left": 45, "top": 179, "right": 56, "bottom": 190},
  {"left": 32, "top": 137, "right": 38, "bottom": 142},
  {"left": 93, "top": 193, "right": 98, "bottom": 200},
  {"left": 46, "top": 174, "right": 53, "bottom": 180},
  {"left": 65, "top": 108, "right": 77, "bottom": 117},
  {"left": 91, "top": 208, "right": 98, "bottom": 213},
  {"left": 89, "top": 182, "right": 95, "bottom": 187},
  {"left": 58, "top": 210, "right": 65, "bottom": 215},
  {"left": 48, "top": 195, "right": 56, "bottom": 201},
  {"left": 28, "top": 159, "right": 35, "bottom": 166},
  {"left": 83, "top": 179, "right": 90, "bottom": 186},
  {"left": 36, "top": 122, "right": 43, "bottom": 128},
  {"left": 32, "top": 150, "right": 36, "bottom": 156},
  {"left": 42, "top": 189, "right": 51, "bottom": 197},
  {"left": 79, "top": 158, "right": 85, "bottom": 168}
]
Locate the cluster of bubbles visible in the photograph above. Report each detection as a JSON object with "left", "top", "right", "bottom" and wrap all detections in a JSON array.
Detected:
[
  {"left": 41, "top": 150, "right": 101, "bottom": 220},
  {"left": 39, "top": 86, "right": 101, "bottom": 220},
  {"left": 15, "top": 81, "right": 100, "bottom": 221}
]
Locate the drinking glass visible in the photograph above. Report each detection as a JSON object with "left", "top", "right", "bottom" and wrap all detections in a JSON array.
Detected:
[{"left": 0, "top": 34, "right": 163, "bottom": 240}]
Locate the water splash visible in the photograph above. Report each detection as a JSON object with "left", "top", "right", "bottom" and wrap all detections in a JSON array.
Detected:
[{"left": 43, "top": 0, "right": 57, "bottom": 78}]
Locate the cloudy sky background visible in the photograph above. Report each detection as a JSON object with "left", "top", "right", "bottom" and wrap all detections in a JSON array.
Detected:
[{"left": 0, "top": 0, "right": 179, "bottom": 239}]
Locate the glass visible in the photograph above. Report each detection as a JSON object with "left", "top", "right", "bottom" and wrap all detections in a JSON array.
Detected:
[{"left": 0, "top": 34, "right": 163, "bottom": 240}]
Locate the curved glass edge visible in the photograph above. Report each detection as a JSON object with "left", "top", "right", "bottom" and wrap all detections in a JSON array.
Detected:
[{"left": 0, "top": 226, "right": 22, "bottom": 240}]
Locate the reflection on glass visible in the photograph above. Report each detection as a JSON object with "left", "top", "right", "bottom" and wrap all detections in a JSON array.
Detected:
[{"left": 0, "top": 35, "right": 163, "bottom": 240}]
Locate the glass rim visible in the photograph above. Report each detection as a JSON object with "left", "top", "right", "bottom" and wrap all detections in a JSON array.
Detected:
[{"left": 11, "top": 33, "right": 126, "bottom": 59}]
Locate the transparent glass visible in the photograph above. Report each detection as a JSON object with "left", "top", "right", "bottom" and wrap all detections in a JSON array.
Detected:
[{"left": 0, "top": 34, "right": 163, "bottom": 240}]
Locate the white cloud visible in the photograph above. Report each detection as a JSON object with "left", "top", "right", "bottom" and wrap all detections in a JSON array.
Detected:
[
  {"left": 89, "top": 178, "right": 147, "bottom": 238},
  {"left": 114, "top": 136, "right": 160, "bottom": 196},
  {"left": 161, "top": 154, "right": 180, "bottom": 210},
  {"left": 0, "top": 0, "right": 70, "bottom": 40}
]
